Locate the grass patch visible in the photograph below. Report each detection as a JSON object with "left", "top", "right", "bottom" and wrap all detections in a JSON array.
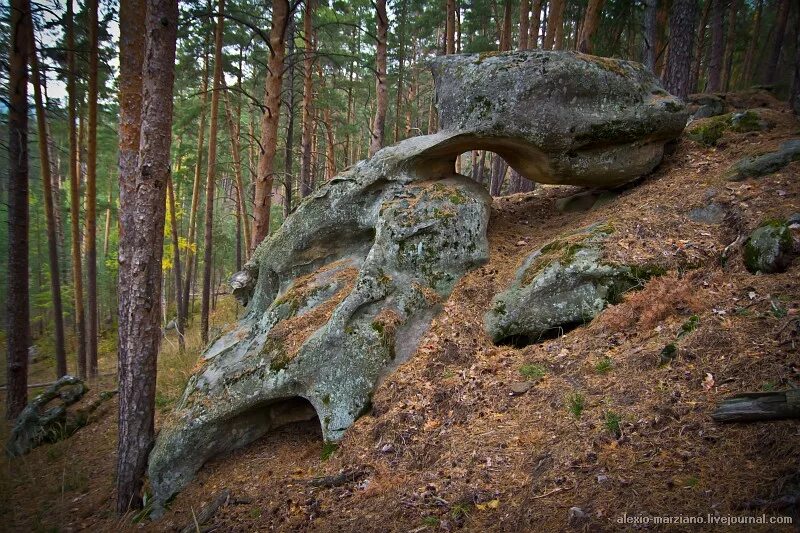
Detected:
[
  {"left": 567, "top": 392, "right": 585, "bottom": 419},
  {"left": 594, "top": 357, "right": 613, "bottom": 374},
  {"left": 604, "top": 410, "right": 622, "bottom": 438},
  {"left": 519, "top": 364, "right": 547, "bottom": 380},
  {"left": 321, "top": 441, "right": 338, "bottom": 460}
]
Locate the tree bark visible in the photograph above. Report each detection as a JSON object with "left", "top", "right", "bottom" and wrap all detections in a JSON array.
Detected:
[
  {"left": 720, "top": 0, "right": 738, "bottom": 90},
  {"left": 181, "top": 28, "right": 211, "bottom": 327},
  {"left": 642, "top": 0, "right": 658, "bottom": 70},
  {"left": 544, "top": 0, "right": 565, "bottom": 50},
  {"left": 763, "top": 0, "right": 790, "bottom": 86},
  {"left": 201, "top": 0, "right": 225, "bottom": 345},
  {"left": 299, "top": 0, "right": 316, "bottom": 197},
  {"left": 252, "top": 0, "right": 290, "bottom": 250},
  {"left": 167, "top": 177, "right": 185, "bottom": 352},
  {"left": 446, "top": 0, "right": 456, "bottom": 54},
  {"left": 529, "top": 0, "right": 543, "bottom": 48},
  {"left": 793, "top": 6, "right": 800, "bottom": 115},
  {"left": 369, "top": 0, "right": 388, "bottom": 157},
  {"left": 664, "top": 0, "right": 698, "bottom": 99},
  {"left": 740, "top": 0, "right": 762, "bottom": 88},
  {"left": 283, "top": 15, "right": 297, "bottom": 218},
  {"left": 690, "top": 0, "right": 713, "bottom": 93},
  {"left": 707, "top": 0, "right": 725, "bottom": 92},
  {"left": 116, "top": 0, "right": 177, "bottom": 513},
  {"left": 518, "top": 0, "right": 530, "bottom": 49},
  {"left": 85, "top": 0, "right": 100, "bottom": 377},
  {"left": 577, "top": 0, "right": 605, "bottom": 54},
  {"left": 223, "top": 88, "right": 252, "bottom": 258},
  {"left": 103, "top": 182, "right": 112, "bottom": 256},
  {"left": 67, "top": 0, "right": 86, "bottom": 378},
  {"left": 29, "top": 20, "right": 67, "bottom": 378},
  {"left": 6, "top": 0, "right": 32, "bottom": 420}
]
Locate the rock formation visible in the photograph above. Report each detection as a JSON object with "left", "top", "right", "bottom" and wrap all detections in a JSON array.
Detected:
[{"left": 148, "top": 50, "right": 687, "bottom": 510}]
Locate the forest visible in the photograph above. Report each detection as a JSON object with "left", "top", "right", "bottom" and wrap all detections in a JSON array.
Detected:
[{"left": 2, "top": 0, "right": 800, "bottom": 530}]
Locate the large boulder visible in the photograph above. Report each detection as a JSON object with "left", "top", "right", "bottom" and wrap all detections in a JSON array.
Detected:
[
  {"left": 431, "top": 51, "right": 687, "bottom": 188},
  {"left": 148, "top": 50, "right": 687, "bottom": 510}
]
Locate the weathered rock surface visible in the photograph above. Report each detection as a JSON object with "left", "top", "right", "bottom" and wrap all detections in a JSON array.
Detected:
[
  {"left": 431, "top": 51, "right": 687, "bottom": 188},
  {"left": 148, "top": 50, "right": 687, "bottom": 510},
  {"left": 6, "top": 376, "right": 96, "bottom": 456},
  {"left": 725, "top": 139, "right": 800, "bottom": 181},
  {"left": 687, "top": 110, "right": 770, "bottom": 146},
  {"left": 744, "top": 219, "right": 795, "bottom": 274},
  {"left": 687, "top": 93, "right": 726, "bottom": 119},
  {"left": 688, "top": 202, "right": 727, "bottom": 224},
  {"left": 484, "top": 223, "right": 659, "bottom": 344}
]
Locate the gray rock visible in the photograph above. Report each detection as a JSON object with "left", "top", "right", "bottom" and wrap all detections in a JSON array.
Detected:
[
  {"left": 485, "top": 223, "right": 661, "bottom": 344},
  {"left": 555, "top": 190, "right": 619, "bottom": 213},
  {"left": 726, "top": 139, "right": 800, "bottom": 181},
  {"left": 432, "top": 51, "right": 687, "bottom": 188},
  {"left": 148, "top": 51, "right": 687, "bottom": 510},
  {"left": 568, "top": 506, "right": 588, "bottom": 525},
  {"left": 688, "top": 93, "right": 726, "bottom": 119},
  {"left": 788, "top": 212, "right": 800, "bottom": 226},
  {"left": 6, "top": 375, "right": 87, "bottom": 457},
  {"left": 743, "top": 220, "right": 794, "bottom": 274},
  {"left": 688, "top": 202, "right": 727, "bottom": 224}
]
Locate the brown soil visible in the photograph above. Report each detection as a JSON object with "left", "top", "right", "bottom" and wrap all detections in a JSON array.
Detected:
[{"left": 2, "top": 94, "right": 799, "bottom": 532}]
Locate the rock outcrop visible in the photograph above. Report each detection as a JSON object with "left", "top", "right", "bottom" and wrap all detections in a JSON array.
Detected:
[
  {"left": 148, "top": 50, "right": 687, "bottom": 510},
  {"left": 725, "top": 139, "right": 800, "bottom": 181},
  {"left": 744, "top": 219, "right": 795, "bottom": 274},
  {"left": 484, "top": 223, "right": 660, "bottom": 345}
]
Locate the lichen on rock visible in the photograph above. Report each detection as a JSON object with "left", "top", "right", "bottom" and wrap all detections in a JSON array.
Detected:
[{"left": 743, "top": 219, "right": 795, "bottom": 274}]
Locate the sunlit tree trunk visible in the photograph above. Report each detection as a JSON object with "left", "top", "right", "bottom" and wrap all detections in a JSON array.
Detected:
[
  {"left": 30, "top": 19, "right": 67, "bottom": 378},
  {"left": 446, "top": 0, "right": 456, "bottom": 54},
  {"left": 544, "top": 0, "right": 564, "bottom": 50},
  {"left": 499, "top": 0, "right": 512, "bottom": 51},
  {"left": 85, "top": 0, "right": 100, "bottom": 377},
  {"left": 6, "top": 0, "right": 32, "bottom": 420},
  {"left": 518, "top": 0, "right": 530, "bottom": 49},
  {"left": 299, "top": 0, "right": 316, "bottom": 197},
  {"left": 116, "top": 0, "right": 177, "bottom": 512},
  {"left": 369, "top": 0, "right": 388, "bottom": 157},
  {"left": 201, "top": 0, "right": 225, "bottom": 345},
  {"left": 252, "top": 0, "right": 289, "bottom": 249},
  {"left": 167, "top": 177, "right": 185, "bottom": 352},
  {"left": 223, "top": 88, "right": 252, "bottom": 258}
]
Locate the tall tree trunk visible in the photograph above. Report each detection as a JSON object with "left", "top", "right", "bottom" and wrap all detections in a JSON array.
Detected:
[
  {"left": 103, "top": 182, "right": 112, "bottom": 256},
  {"left": 643, "top": 0, "right": 658, "bottom": 70},
  {"left": 6, "top": 0, "right": 31, "bottom": 420},
  {"left": 518, "top": 0, "right": 530, "bottom": 49},
  {"left": 252, "top": 0, "right": 289, "bottom": 249},
  {"left": 544, "top": 0, "right": 565, "bottom": 50},
  {"left": 29, "top": 20, "right": 67, "bottom": 378},
  {"left": 223, "top": 88, "right": 252, "bottom": 258},
  {"left": 707, "top": 0, "right": 725, "bottom": 92},
  {"left": 369, "top": 0, "right": 388, "bottom": 157},
  {"left": 654, "top": 0, "right": 670, "bottom": 75},
  {"left": 690, "top": 0, "right": 713, "bottom": 93},
  {"left": 116, "top": 0, "right": 177, "bottom": 512},
  {"left": 395, "top": 0, "right": 407, "bottom": 142},
  {"left": 499, "top": 0, "right": 513, "bottom": 51},
  {"left": 792, "top": 10, "right": 800, "bottom": 115},
  {"left": 284, "top": 15, "right": 297, "bottom": 218},
  {"left": 664, "top": 0, "right": 698, "bottom": 99},
  {"left": 299, "top": 0, "right": 315, "bottom": 197},
  {"left": 85, "top": 0, "right": 100, "bottom": 377},
  {"left": 720, "top": 0, "right": 738, "bottom": 90},
  {"left": 529, "top": 0, "right": 543, "bottom": 48},
  {"left": 740, "top": 0, "right": 762, "bottom": 87},
  {"left": 181, "top": 32, "right": 211, "bottom": 326},
  {"left": 577, "top": 0, "right": 605, "bottom": 54},
  {"left": 763, "top": 0, "right": 790, "bottom": 85},
  {"left": 66, "top": 0, "right": 86, "bottom": 378},
  {"left": 201, "top": 0, "right": 225, "bottom": 345},
  {"left": 167, "top": 177, "right": 185, "bottom": 352},
  {"left": 446, "top": 0, "right": 456, "bottom": 54}
]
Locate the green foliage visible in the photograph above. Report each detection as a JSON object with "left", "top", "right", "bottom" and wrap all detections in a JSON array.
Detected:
[
  {"left": 519, "top": 364, "right": 547, "bottom": 380},
  {"left": 603, "top": 410, "right": 622, "bottom": 438},
  {"left": 321, "top": 441, "right": 338, "bottom": 460},
  {"left": 594, "top": 357, "right": 613, "bottom": 374},
  {"left": 567, "top": 392, "right": 585, "bottom": 419}
]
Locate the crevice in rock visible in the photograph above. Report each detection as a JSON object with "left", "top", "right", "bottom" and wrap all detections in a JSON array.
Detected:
[{"left": 495, "top": 320, "right": 585, "bottom": 348}]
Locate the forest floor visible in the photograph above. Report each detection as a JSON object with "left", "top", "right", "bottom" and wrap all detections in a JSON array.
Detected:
[{"left": 2, "top": 91, "right": 800, "bottom": 532}]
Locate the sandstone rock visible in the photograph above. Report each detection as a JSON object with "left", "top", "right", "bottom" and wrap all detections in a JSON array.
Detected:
[
  {"left": 484, "top": 223, "right": 662, "bottom": 345},
  {"left": 743, "top": 220, "right": 794, "bottom": 274}
]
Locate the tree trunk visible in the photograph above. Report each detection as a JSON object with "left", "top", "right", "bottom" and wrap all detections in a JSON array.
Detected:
[
  {"left": 252, "top": 0, "right": 290, "bottom": 250},
  {"left": 719, "top": 0, "right": 738, "bottom": 90},
  {"left": 29, "top": 20, "right": 67, "bottom": 378},
  {"left": 446, "top": 0, "right": 456, "bottom": 54},
  {"left": 690, "top": 0, "right": 713, "bottom": 93},
  {"left": 299, "top": 0, "right": 315, "bottom": 197},
  {"left": 664, "top": 0, "right": 698, "bottom": 99},
  {"left": 740, "top": 0, "right": 762, "bottom": 88},
  {"left": 117, "top": 0, "right": 177, "bottom": 513},
  {"left": 642, "top": 0, "right": 658, "bottom": 70},
  {"left": 395, "top": 0, "right": 407, "bottom": 142},
  {"left": 712, "top": 390, "right": 800, "bottom": 422},
  {"left": 369, "top": 0, "right": 388, "bottom": 157},
  {"left": 103, "top": 182, "right": 112, "bottom": 256},
  {"left": 499, "top": 0, "right": 513, "bottom": 51},
  {"left": 167, "top": 177, "right": 185, "bottom": 353},
  {"left": 223, "top": 88, "right": 252, "bottom": 258},
  {"left": 489, "top": 156, "right": 508, "bottom": 196},
  {"left": 182, "top": 32, "right": 211, "bottom": 327},
  {"left": 85, "top": 0, "right": 99, "bottom": 377},
  {"left": 544, "top": 0, "right": 565, "bottom": 50},
  {"left": 66, "top": 0, "right": 86, "bottom": 377},
  {"left": 284, "top": 15, "right": 297, "bottom": 218},
  {"left": 707, "top": 0, "right": 724, "bottom": 92},
  {"left": 518, "top": 0, "right": 530, "bottom": 50},
  {"left": 6, "top": 0, "right": 32, "bottom": 420},
  {"left": 577, "top": 0, "right": 605, "bottom": 54},
  {"left": 654, "top": 0, "right": 670, "bottom": 75},
  {"left": 201, "top": 0, "right": 225, "bottom": 345},
  {"left": 762, "top": 0, "right": 790, "bottom": 85},
  {"left": 529, "top": 0, "right": 543, "bottom": 48}
]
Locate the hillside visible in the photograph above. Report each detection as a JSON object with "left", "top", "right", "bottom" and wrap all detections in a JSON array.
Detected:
[{"left": 3, "top": 90, "right": 799, "bottom": 531}]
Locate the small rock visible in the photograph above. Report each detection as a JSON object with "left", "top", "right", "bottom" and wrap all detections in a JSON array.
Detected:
[
  {"left": 688, "top": 202, "right": 727, "bottom": 224},
  {"left": 568, "top": 506, "right": 588, "bottom": 525},
  {"left": 744, "top": 220, "right": 794, "bottom": 274},
  {"left": 380, "top": 443, "right": 395, "bottom": 454},
  {"left": 509, "top": 381, "right": 534, "bottom": 396},
  {"left": 597, "top": 474, "right": 610, "bottom": 484}
]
